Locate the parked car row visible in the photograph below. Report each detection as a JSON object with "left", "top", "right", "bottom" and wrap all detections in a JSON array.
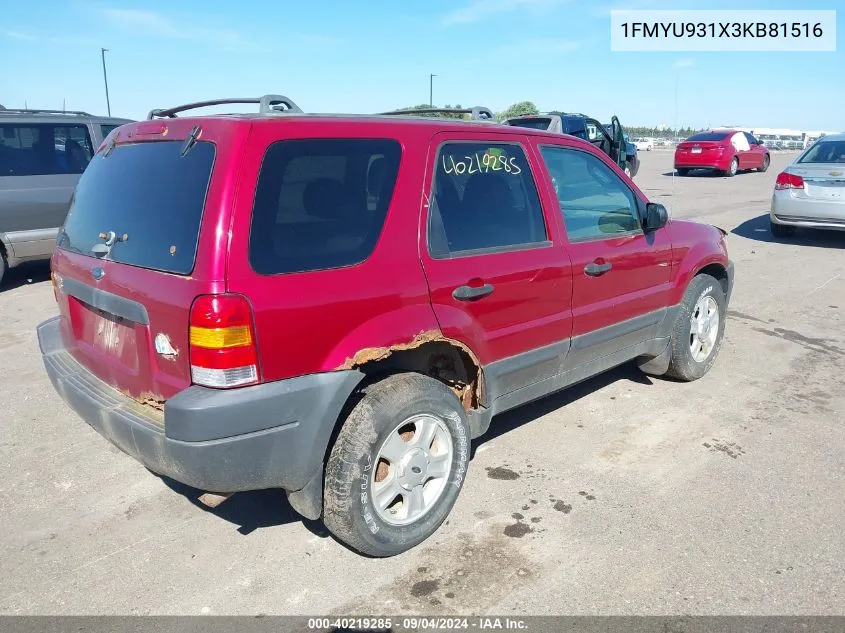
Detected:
[
  {"left": 33, "top": 94, "right": 734, "bottom": 557},
  {"left": 0, "top": 108, "right": 132, "bottom": 284}
]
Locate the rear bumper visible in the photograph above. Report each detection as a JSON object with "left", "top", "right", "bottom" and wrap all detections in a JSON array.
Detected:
[
  {"left": 37, "top": 316, "right": 362, "bottom": 493},
  {"left": 771, "top": 192, "right": 845, "bottom": 231},
  {"left": 674, "top": 153, "right": 730, "bottom": 170}
]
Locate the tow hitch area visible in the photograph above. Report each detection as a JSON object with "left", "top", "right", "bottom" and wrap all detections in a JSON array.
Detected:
[{"left": 198, "top": 492, "right": 233, "bottom": 508}]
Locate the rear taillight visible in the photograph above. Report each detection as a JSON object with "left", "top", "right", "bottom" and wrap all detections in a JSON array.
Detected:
[
  {"left": 189, "top": 294, "right": 260, "bottom": 388},
  {"left": 50, "top": 271, "right": 63, "bottom": 303},
  {"left": 775, "top": 172, "right": 804, "bottom": 190}
]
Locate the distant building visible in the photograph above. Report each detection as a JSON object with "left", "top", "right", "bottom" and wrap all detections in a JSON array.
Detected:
[{"left": 716, "top": 126, "right": 841, "bottom": 149}]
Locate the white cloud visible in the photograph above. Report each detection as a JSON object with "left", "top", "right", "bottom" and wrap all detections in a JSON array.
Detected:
[
  {"left": 4, "top": 30, "right": 38, "bottom": 41},
  {"left": 4, "top": 30, "right": 97, "bottom": 46},
  {"left": 443, "top": 0, "right": 572, "bottom": 26},
  {"left": 98, "top": 8, "right": 244, "bottom": 47},
  {"left": 673, "top": 58, "right": 695, "bottom": 68},
  {"left": 500, "top": 38, "right": 580, "bottom": 56}
]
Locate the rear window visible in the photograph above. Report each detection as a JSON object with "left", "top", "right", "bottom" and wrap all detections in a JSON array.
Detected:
[
  {"left": 58, "top": 140, "right": 215, "bottom": 274},
  {"left": 687, "top": 132, "right": 730, "bottom": 142},
  {"left": 0, "top": 123, "right": 93, "bottom": 176},
  {"left": 249, "top": 139, "right": 401, "bottom": 275},
  {"left": 799, "top": 140, "right": 845, "bottom": 164},
  {"left": 505, "top": 118, "right": 553, "bottom": 131}
]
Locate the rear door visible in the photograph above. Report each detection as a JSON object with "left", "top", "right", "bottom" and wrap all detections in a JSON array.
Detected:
[
  {"left": 51, "top": 119, "right": 244, "bottom": 401},
  {"left": 0, "top": 121, "right": 94, "bottom": 258},
  {"left": 532, "top": 140, "right": 673, "bottom": 366},
  {"left": 419, "top": 131, "right": 573, "bottom": 398}
]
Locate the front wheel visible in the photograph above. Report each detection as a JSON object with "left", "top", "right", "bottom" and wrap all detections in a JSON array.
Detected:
[
  {"left": 665, "top": 274, "right": 727, "bottom": 382},
  {"left": 323, "top": 373, "right": 471, "bottom": 557},
  {"left": 758, "top": 154, "right": 770, "bottom": 172}
]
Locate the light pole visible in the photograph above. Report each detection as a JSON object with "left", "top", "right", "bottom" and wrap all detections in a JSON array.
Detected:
[
  {"left": 101, "top": 48, "right": 111, "bottom": 116},
  {"left": 429, "top": 74, "right": 437, "bottom": 107}
]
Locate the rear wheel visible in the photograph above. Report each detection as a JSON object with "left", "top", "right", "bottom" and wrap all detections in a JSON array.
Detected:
[
  {"left": 676, "top": 167, "right": 689, "bottom": 176},
  {"left": 724, "top": 157, "right": 739, "bottom": 177},
  {"left": 0, "top": 250, "right": 6, "bottom": 287},
  {"left": 323, "top": 373, "right": 471, "bottom": 557},
  {"left": 758, "top": 154, "right": 770, "bottom": 172},
  {"left": 665, "top": 274, "right": 727, "bottom": 382},
  {"left": 770, "top": 220, "right": 795, "bottom": 238}
]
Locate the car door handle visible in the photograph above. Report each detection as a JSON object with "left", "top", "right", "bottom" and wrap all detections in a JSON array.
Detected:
[
  {"left": 584, "top": 261, "right": 612, "bottom": 276},
  {"left": 452, "top": 283, "right": 495, "bottom": 301}
]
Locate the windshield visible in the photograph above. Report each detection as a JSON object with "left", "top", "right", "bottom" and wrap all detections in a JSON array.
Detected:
[
  {"left": 799, "top": 140, "right": 845, "bottom": 164},
  {"left": 687, "top": 132, "right": 730, "bottom": 142},
  {"left": 58, "top": 140, "right": 215, "bottom": 274}
]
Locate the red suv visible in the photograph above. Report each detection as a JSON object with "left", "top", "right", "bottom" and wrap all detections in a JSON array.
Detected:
[{"left": 38, "top": 95, "right": 734, "bottom": 557}]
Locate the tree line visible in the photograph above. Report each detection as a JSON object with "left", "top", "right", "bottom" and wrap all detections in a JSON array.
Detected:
[{"left": 398, "top": 102, "right": 703, "bottom": 137}]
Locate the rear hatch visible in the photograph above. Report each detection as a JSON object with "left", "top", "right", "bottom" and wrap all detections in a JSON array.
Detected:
[
  {"left": 790, "top": 163, "right": 845, "bottom": 203},
  {"left": 51, "top": 119, "right": 242, "bottom": 405}
]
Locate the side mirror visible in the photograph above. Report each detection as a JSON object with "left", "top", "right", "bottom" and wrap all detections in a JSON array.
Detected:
[{"left": 644, "top": 203, "right": 668, "bottom": 232}]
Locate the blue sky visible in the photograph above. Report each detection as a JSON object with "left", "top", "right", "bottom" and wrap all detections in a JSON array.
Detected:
[{"left": 1, "top": 0, "right": 842, "bottom": 129}]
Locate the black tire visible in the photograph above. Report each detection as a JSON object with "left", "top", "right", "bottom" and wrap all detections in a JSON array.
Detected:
[
  {"left": 770, "top": 220, "right": 795, "bottom": 238},
  {"left": 724, "top": 157, "right": 738, "bottom": 177},
  {"left": 758, "top": 154, "right": 770, "bottom": 172},
  {"left": 665, "top": 274, "right": 727, "bottom": 382},
  {"left": 323, "top": 373, "right": 471, "bottom": 557},
  {"left": 676, "top": 168, "right": 689, "bottom": 176},
  {"left": 0, "top": 250, "right": 6, "bottom": 288}
]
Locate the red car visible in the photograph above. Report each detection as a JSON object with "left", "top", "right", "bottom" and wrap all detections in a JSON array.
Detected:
[
  {"left": 38, "top": 96, "right": 733, "bottom": 556},
  {"left": 675, "top": 129, "right": 770, "bottom": 177}
]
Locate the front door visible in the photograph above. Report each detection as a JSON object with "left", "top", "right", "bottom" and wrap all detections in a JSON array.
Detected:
[
  {"left": 419, "top": 132, "right": 573, "bottom": 399},
  {"left": 533, "top": 142, "right": 673, "bottom": 366}
]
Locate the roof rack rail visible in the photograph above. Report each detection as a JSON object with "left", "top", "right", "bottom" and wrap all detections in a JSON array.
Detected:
[
  {"left": 0, "top": 108, "right": 92, "bottom": 116},
  {"left": 147, "top": 94, "right": 303, "bottom": 120},
  {"left": 379, "top": 106, "right": 495, "bottom": 121}
]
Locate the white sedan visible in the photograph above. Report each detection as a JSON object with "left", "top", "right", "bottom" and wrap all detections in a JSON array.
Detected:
[
  {"left": 770, "top": 133, "right": 845, "bottom": 237},
  {"left": 633, "top": 137, "right": 653, "bottom": 151}
]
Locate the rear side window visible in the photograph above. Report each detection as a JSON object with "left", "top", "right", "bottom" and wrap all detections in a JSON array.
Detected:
[
  {"left": 58, "top": 140, "right": 215, "bottom": 274},
  {"left": 428, "top": 142, "right": 547, "bottom": 257},
  {"left": 249, "top": 139, "right": 401, "bottom": 275},
  {"left": 0, "top": 123, "right": 93, "bottom": 176},
  {"left": 100, "top": 124, "right": 121, "bottom": 138}
]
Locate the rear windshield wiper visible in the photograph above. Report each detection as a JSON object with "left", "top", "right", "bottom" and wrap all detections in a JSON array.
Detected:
[{"left": 91, "top": 230, "right": 128, "bottom": 258}]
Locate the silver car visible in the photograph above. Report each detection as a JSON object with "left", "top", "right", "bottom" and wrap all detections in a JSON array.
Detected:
[
  {"left": 0, "top": 107, "right": 132, "bottom": 285},
  {"left": 770, "top": 133, "right": 845, "bottom": 237}
]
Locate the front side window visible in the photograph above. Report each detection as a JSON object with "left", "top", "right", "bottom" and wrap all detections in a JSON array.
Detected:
[
  {"left": 249, "top": 138, "right": 401, "bottom": 275},
  {"left": 0, "top": 123, "right": 93, "bottom": 176},
  {"left": 428, "top": 142, "right": 547, "bottom": 257},
  {"left": 539, "top": 146, "right": 641, "bottom": 242}
]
